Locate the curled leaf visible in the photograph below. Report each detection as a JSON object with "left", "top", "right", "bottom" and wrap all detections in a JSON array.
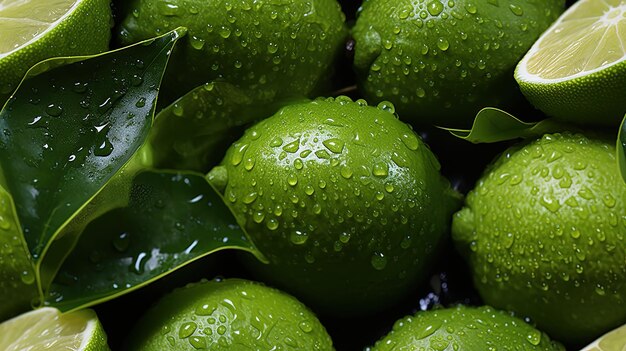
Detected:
[
  {"left": 441, "top": 107, "right": 568, "bottom": 143},
  {"left": 47, "top": 170, "right": 262, "bottom": 312}
]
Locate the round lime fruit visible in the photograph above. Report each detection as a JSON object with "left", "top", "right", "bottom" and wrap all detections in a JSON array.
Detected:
[
  {"left": 452, "top": 132, "right": 626, "bottom": 344},
  {"left": 209, "top": 96, "right": 461, "bottom": 315},
  {"left": 368, "top": 305, "right": 564, "bottom": 350},
  {"left": 124, "top": 278, "right": 333, "bottom": 350},
  {"left": 352, "top": 0, "right": 565, "bottom": 127},
  {"left": 117, "top": 0, "right": 348, "bottom": 106}
]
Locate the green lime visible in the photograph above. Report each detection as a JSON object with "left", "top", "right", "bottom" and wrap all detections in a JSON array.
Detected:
[
  {"left": 581, "top": 323, "right": 626, "bottom": 351},
  {"left": 0, "top": 307, "right": 110, "bottom": 351},
  {"left": 368, "top": 305, "right": 564, "bottom": 350},
  {"left": 0, "top": 0, "right": 112, "bottom": 106},
  {"left": 124, "top": 278, "right": 333, "bottom": 350},
  {"left": 352, "top": 0, "right": 564, "bottom": 127},
  {"left": 117, "top": 0, "right": 348, "bottom": 106},
  {"left": 515, "top": 0, "right": 626, "bottom": 126},
  {"left": 209, "top": 96, "right": 460, "bottom": 315},
  {"left": 452, "top": 132, "right": 626, "bottom": 344}
]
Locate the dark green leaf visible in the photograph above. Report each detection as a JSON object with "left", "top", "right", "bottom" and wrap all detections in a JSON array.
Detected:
[
  {"left": 149, "top": 81, "right": 305, "bottom": 172},
  {"left": 442, "top": 107, "right": 568, "bottom": 143},
  {"left": 0, "top": 29, "right": 183, "bottom": 270},
  {"left": 47, "top": 170, "right": 261, "bottom": 312}
]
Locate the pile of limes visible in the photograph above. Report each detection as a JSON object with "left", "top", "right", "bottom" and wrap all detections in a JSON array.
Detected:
[{"left": 1, "top": 0, "right": 625, "bottom": 350}]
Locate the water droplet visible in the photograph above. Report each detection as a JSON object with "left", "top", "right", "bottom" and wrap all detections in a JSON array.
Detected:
[
  {"left": 340, "top": 166, "right": 353, "bottom": 179},
  {"left": 112, "top": 232, "right": 130, "bottom": 252},
  {"left": 299, "top": 320, "right": 313, "bottom": 333},
  {"left": 179, "top": 322, "right": 197, "bottom": 339},
  {"left": 283, "top": 139, "right": 300, "bottom": 153},
  {"left": 287, "top": 173, "right": 298, "bottom": 186},
  {"left": 135, "top": 97, "right": 146, "bottom": 108},
  {"left": 371, "top": 252, "right": 387, "bottom": 270},
  {"left": 540, "top": 196, "right": 560, "bottom": 213},
  {"left": 190, "top": 36, "right": 205, "bottom": 50},
  {"left": 189, "top": 336, "right": 206, "bottom": 349},
  {"left": 323, "top": 138, "right": 345, "bottom": 154},
  {"left": 244, "top": 158, "right": 255, "bottom": 171},
  {"left": 267, "top": 43, "right": 278, "bottom": 54},
  {"left": 242, "top": 192, "right": 258, "bottom": 204},
  {"left": 401, "top": 133, "right": 420, "bottom": 150},
  {"left": 509, "top": 4, "right": 523, "bottom": 16},
  {"left": 526, "top": 330, "right": 541, "bottom": 345},
  {"left": 377, "top": 101, "right": 396, "bottom": 113},
  {"left": 230, "top": 143, "right": 248, "bottom": 166},
  {"left": 290, "top": 230, "right": 309, "bottom": 245},
  {"left": 195, "top": 303, "right": 216, "bottom": 316},
  {"left": 417, "top": 320, "right": 442, "bottom": 339},
  {"left": 465, "top": 3, "right": 477, "bottom": 14},
  {"left": 267, "top": 219, "right": 279, "bottom": 230},
  {"left": 294, "top": 159, "right": 304, "bottom": 170},
  {"left": 437, "top": 38, "right": 450, "bottom": 51},
  {"left": 94, "top": 139, "right": 114, "bottom": 157},
  {"left": 45, "top": 104, "right": 63, "bottom": 117},
  {"left": 427, "top": 1, "right": 444, "bottom": 16},
  {"left": 20, "top": 270, "right": 35, "bottom": 285},
  {"left": 219, "top": 26, "right": 231, "bottom": 38},
  {"left": 373, "top": 162, "right": 389, "bottom": 177}
]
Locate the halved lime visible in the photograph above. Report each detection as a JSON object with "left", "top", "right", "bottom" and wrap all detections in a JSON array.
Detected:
[
  {"left": 0, "top": 307, "right": 110, "bottom": 350},
  {"left": 581, "top": 323, "right": 626, "bottom": 351},
  {"left": 515, "top": 0, "right": 626, "bottom": 126},
  {"left": 0, "top": 0, "right": 111, "bottom": 104}
]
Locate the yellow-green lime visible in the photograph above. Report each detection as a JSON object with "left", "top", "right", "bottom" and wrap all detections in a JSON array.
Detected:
[
  {"left": 452, "top": 132, "right": 626, "bottom": 345},
  {"left": 124, "top": 278, "right": 333, "bottom": 350},
  {"left": 581, "top": 323, "right": 626, "bottom": 351},
  {"left": 352, "top": 0, "right": 565, "bottom": 127},
  {"left": 117, "top": 0, "right": 347, "bottom": 107},
  {"left": 209, "top": 96, "right": 460, "bottom": 315},
  {"left": 368, "top": 305, "right": 564, "bottom": 350},
  {"left": 515, "top": 0, "right": 626, "bottom": 126},
  {"left": 0, "top": 0, "right": 112, "bottom": 106},
  {"left": 0, "top": 307, "right": 110, "bottom": 351}
]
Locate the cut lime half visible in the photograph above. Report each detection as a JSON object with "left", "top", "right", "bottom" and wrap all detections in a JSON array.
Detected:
[
  {"left": 0, "top": 0, "right": 80, "bottom": 57},
  {"left": 0, "top": 0, "right": 111, "bottom": 102},
  {"left": 581, "top": 323, "right": 626, "bottom": 351},
  {"left": 0, "top": 307, "right": 110, "bottom": 351},
  {"left": 515, "top": 0, "right": 626, "bottom": 126}
]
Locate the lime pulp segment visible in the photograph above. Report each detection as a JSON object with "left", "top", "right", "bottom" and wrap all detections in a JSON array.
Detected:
[
  {"left": 0, "top": 308, "right": 104, "bottom": 351},
  {"left": 0, "top": 0, "right": 79, "bottom": 56},
  {"left": 522, "top": 0, "right": 626, "bottom": 81}
]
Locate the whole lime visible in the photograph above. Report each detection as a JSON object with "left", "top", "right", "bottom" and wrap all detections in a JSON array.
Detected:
[
  {"left": 0, "top": 0, "right": 112, "bottom": 106},
  {"left": 209, "top": 97, "right": 460, "bottom": 315},
  {"left": 117, "top": 0, "right": 347, "bottom": 106},
  {"left": 352, "top": 0, "right": 565, "bottom": 127},
  {"left": 452, "top": 132, "right": 626, "bottom": 344},
  {"left": 369, "top": 305, "right": 564, "bottom": 350},
  {"left": 124, "top": 278, "right": 333, "bottom": 350}
]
